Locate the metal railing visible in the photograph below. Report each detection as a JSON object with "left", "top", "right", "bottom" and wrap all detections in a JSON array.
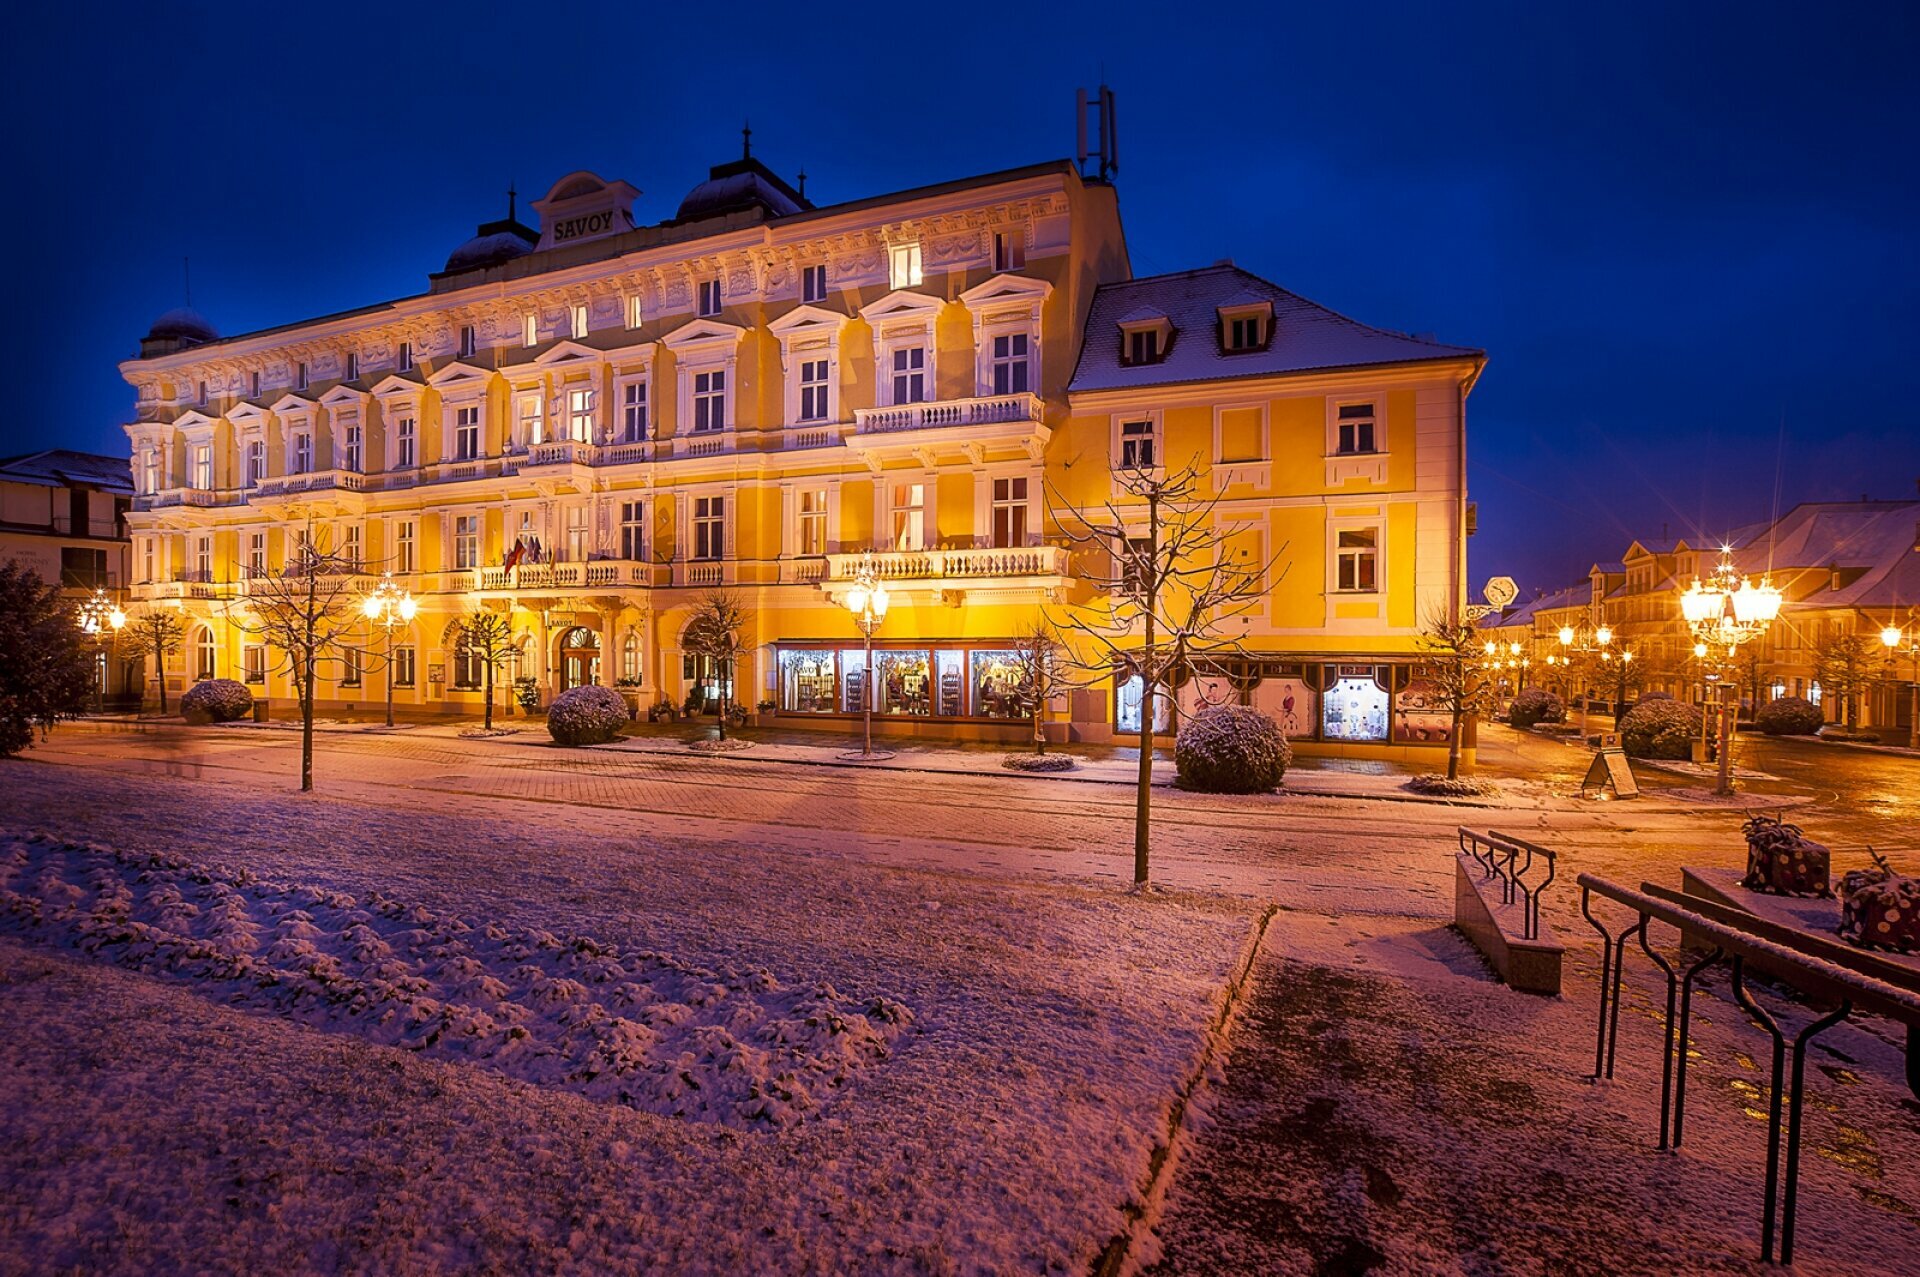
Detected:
[
  {"left": 1457, "top": 826, "right": 1556, "bottom": 940},
  {"left": 1576, "top": 872, "right": 1920, "bottom": 1266},
  {"left": 854, "top": 391, "right": 1041, "bottom": 435}
]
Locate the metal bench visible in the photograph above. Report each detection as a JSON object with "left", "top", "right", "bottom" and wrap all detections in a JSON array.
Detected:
[
  {"left": 1578, "top": 872, "right": 1920, "bottom": 1266},
  {"left": 1454, "top": 828, "right": 1562, "bottom": 993}
]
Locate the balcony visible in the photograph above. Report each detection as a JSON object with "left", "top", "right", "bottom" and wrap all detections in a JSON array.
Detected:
[
  {"left": 134, "top": 486, "right": 231, "bottom": 512},
  {"left": 522, "top": 440, "right": 654, "bottom": 470},
  {"left": 252, "top": 469, "right": 367, "bottom": 498},
  {"left": 854, "top": 391, "right": 1041, "bottom": 436},
  {"left": 849, "top": 392, "right": 1047, "bottom": 466},
  {"left": 434, "top": 559, "right": 653, "bottom": 595},
  {"left": 822, "top": 544, "right": 1069, "bottom": 582}
]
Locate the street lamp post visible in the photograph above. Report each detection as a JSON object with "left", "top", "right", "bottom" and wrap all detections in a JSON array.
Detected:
[
  {"left": 841, "top": 552, "right": 891, "bottom": 760},
  {"left": 75, "top": 588, "right": 127, "bottom": 713},
  {"left": 1879, "top": 619, "right": 1920, "bottom": 751},
  {"left": 1680, "top": 547, "right": 1783, "bottom": 795},
  {"left": 1557, "top": 620, "right": 1614, "bottom": 742},
  {"left": 361, "top": 574, "right": 418, "bottom": 729}
]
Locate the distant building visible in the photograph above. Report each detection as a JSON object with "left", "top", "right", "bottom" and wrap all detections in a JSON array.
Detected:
[{"left": 1484, "top": 498, "right": 1920, "bottom": 733}]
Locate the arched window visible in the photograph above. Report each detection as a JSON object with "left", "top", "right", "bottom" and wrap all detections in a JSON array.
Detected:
[
  {"left": 621, "top": 631, "right": 641, "bottom": 682},
  {"left": 194, "top": 626, "right": 217, "bottom": 681}
]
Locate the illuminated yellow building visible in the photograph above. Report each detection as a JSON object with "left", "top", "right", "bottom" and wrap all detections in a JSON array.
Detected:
[{"left": 122, "top": 149, "right": 1482, "bottom": 757}]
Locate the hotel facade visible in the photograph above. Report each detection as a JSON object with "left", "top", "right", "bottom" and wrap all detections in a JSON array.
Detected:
[{"left": 122, "top": 151, "right": 1483, "bottom": 759}]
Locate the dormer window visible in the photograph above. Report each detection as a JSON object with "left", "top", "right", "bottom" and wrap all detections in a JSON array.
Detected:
[
  {"left": 459, "top": 324, "right": 477, "bottom": 357},
  {"left": 1117, "top": 315, "right": 1174, "bottom": 366},
  {"left": 1217, "top": 301, "right": 1273, "bottom": 354}
]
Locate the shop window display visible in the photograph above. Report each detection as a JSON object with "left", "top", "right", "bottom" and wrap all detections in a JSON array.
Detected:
[
  {"left": 780, "top": 649, "right": 837, "bottom": 713},
  {"left": 878, "top": 650, "right": 932, "bottom": 715},
  {"left": 1252, "top": 675, "right": 1316, "bottom": 738},
  {"left": 934, "top": 650, "right": 966, "bottom": 716},
  {"left": 840, "top": 649, "right": 868, "bottom": 713},
  {"left": 1116, "top": 673, "right": 1174, "bottom": 735},
  {"left": 1393, "top": 674, "right": 1453, "bottom": 742},
  {"left": 971, "top": 650, "right": 1027, "bottom": 718},
  {"left": 1322, "top": 672, "right": 1389, "bottom": 742}
]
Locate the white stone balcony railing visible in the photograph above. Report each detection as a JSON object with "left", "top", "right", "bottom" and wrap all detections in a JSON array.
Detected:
[
  {"left": 676, "top": 561, "right": 728, "bottom": 588},
  {"left": 821, "top": 544, "right": 1070, "bottom": 582},
  {"left": 854, "top": 392, "right": 1042, "bottom": 435},
  {"left": 135, "top": 486, "right": 239, "bottom": 511},
  {"left": 675, "top": 431, "right": 735, "bottom": 458},
  {"left": 784, "top": 424, "right": 847, "bottom": 450},
  {"left": 433, "top": 559, "right": 652, "bottom": 594},
  {"left": 523, "top": 440, "right": 597, "bottom": 468},
  {"left": 423, "top": 456, "right": 518, "bottom": 485},
  {"left": 251, "top": 469, "right": 367, "bottom": 498}
]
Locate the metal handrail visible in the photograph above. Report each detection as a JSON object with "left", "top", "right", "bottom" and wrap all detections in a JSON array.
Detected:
[{"left": 1456, "top": 826, "right": 1555, "bottom": 940}]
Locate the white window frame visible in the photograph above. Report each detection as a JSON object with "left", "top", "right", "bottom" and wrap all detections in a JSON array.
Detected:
[
  {"left": 191, "top": 443, "right": 213, "bottom": 491},
  {"left": 696, "top": 278, "right": 722, "bottom": 317},
  {"left": 889, "top": 345, "right": 928, "bottom": 406},
  {"left": 692, "top": 369, "right": 726, "bottom": 433},
  {"left": 395, "top": 414, "right": 417, "bottom": 468},
  {"left": 570, "top": 304, "right": 589, "bottom": 340},
  {"left": 628, "top": 295, "right": 644, "bottom": 330},
  {"left": 619, "top": 500, "right": 646, "bottom": 560},
  {"left": 888, "top": 243, "right": 923, "bottom": 289},
  {"left": 960, "top": 274, "right": 1050, "bottom": 399},
  {"left": 458, "top": 324, "right": 477, "bottom": 358},
  {"left": 797, "top": 487, "right": 828, "bottom": 556},
  {"left": 295, "top": 362, "right": 309, "bottom": 391},
  {"left": 1332, "top": 399, "right": 1380, "bottom": 456},
  {"left": 394, "top": 520, "right": 416, "bottom": 574},
  {"left": 523, "top": 312, "right": 539, "bottom": 347},
  {"left": 246, "top": 532, "right": 266, "bottom": 578},
  {"left": 397, "top": 342, "right": 413, "bottom": 371},
  {"left": 619, "top": 378, "right": 649, "bottom": 442},
  {"left": 692, "top": 494, "right": 727, "bottom": 561},
  {"left": 516, "top": 390, "right": 546, "bottom": 448},
  {"left": 1332, "top": 523, "right": 1382, "bottom": 595},
  {"left": 567, "top": 387, "right": 597, "bottom": 442},
  {"left": 454, "top": 404, "right": 482, "bottom": 460},
  {"left": 889, "top": 480, "right": 927, "bottom": 552},
  {"left": 341, "top": 421, "right": 363, "bottom": 473},
  {"left": 454, "top": 514, "right": 481, "bottom": 570},
  {"left": 290, "top": 432, "right": 313, "bottom": 475},
  {"left": 797, "top": 355, "right": 832, "bottom": 423},
  {"left": 989, "top": 332, "right": 1030, "bottom": 395},
  {"left": 991, "top": 475, "right": 1031, "bottom": 549},
  {"left": 801, "top": 263, "right": 829, "bottom": 303},
  {"left": 1114, "top": 412, "right": 1162, "bottom": 472},
  {"left": 993, "top": 229, "right": 1025, "bottom": 272},
  {"left": 345, "top": 352, "right": 359, "bottom": 381},
  {"left": 244, "top": 439, "right": 265, "bottom": 489}
]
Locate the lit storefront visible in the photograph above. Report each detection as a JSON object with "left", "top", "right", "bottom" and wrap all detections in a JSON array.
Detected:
[
  {"left": 777, "top": 643, "right": 1033, "bottom": 722},
  {"left": 1106, "top": 658, "right": 1464, "bottom": 751}
]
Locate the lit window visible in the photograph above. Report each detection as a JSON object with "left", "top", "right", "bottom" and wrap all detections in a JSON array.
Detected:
[
  {"left": 890, "top": 347, "right": 927, "bottom": 404},
  {"left": 628, "top": 295, "right": 644, "bottom": 330},
  {"left": 194, "top": 535, "right": 212, "bottom": 580},
  {"left": 621, "top": 381, "right": 648, "bottom": 442},
  {"left": 523, "top": 312, "right": 538, "bottom": 347},
  {"left": 394, "top": 647, "right": 417, "bottom": 687},
  {"left": 693, "top": 495, "right": 726, "bottom": 561},
  {"left": 993, "top": 230, "right": 1025, "bottom": 272},
  {"left": 890, "top": 482, "right": 925, "bottom": 551},
  {"left": 697, "top": 278, "right": 722, "bottom": 317},
  {"left": 620, "top": 500, "right": 646, "bottom": 560},
  {"left": 798, "top": 358, "right": 830, "bottom": 422},
  {"left": 342, "top": 424, "right": 362, "bottom": 473},
  {"left": 142, "top": 450, "right": 160, "bottom": 494},
  {"left": 992, "top": 477, "right": 1029, "bottom": 548},
  {"left": 517, "top": 392, "right": 545, "bottom": 447},
  {"left": 797, "top": 488, "right": 827, "bottom": 555},
  {"left": 195, "top": 627, "right": 217, "bottom": 680},
  {"left": 291, "top": 434, "right": 312, "bottom": 474},
  {"left": 395, "top": 416, "right": 416, "bottom": 468},
  {"left": 454, "top": 515, "right": 480, "bottom": 569},
  {"left": 621, "top": 633, "right": 641, "bottom": 681},
  {"left": 568, "top": 388, "right": 595, "bottom": 442},
  {"left": 244, "top": 441, "right": 264, "bottom": 489},
  {"left": 1336, "top": 403, "right": 1377, "bottom": 455},
  {"left": 296, "top": 362, "right": 309, "bottom": 391},
  {"left": 397, "top": 342, "right": 414, "bottom": 371},
  {"left": 191, "top": 444, "right": 213, "bottom": 490},
  {"left": 459, "top": 325, "right": 476, "bottom": 358},
  {"left": 801, "top": 264, "right": 829, "bottom": 303},
  {"left": 990, "top": 333, "right": 1030, "bottom": 395},
  {"left": 1336, "top": 528, "right": 1378, "bottom": 592},
  {"left": 693, "top": 370, "right": 726, "bottom": 432},
  {"left": 1119, "top": 419, "right": 1156, "bottom": 469},
  {"left": 889, "top": 243, "right": 923, "bottom": 288},
  {"left": 395, "top": 520, "right": 416, "bottom": 573},
  {"left": 565, "top": 505, "right": 590, "bottom": 562},
  {"left": 454, "top": 405, "right": 482, "bottom": 460},
  {"left": 246, "top": 533, "right": 266, "bottom": 578},
  {"left": 570, "top": 304, "right": 589, "bottom": 339}
]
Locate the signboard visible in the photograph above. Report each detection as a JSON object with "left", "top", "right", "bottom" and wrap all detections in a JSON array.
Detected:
[{"left": 1582, "top": 747, "right": 1639, "bottom": 799}]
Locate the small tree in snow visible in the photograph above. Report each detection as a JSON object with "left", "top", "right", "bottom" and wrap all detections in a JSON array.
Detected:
[
  {"left": 682, "top": 590, "right": 754, "bottom": 741},
  {"left": 1413, "top": 612, "right": 1498, "bottom": 780},
  {"left": 222, "top": 526, "right": 363, "bottom": 791},
  {"left": 124, "top": 605, "right": 185, "bottom": 713},
  {"left": 448, "top": 608, "right": 518, "bottom": 731},
  {"left": 1011, "top": 618, "right": 1066, "bottom": 756},
  {"left": 1812, "top": 630, "right": 1876, "bottom": 729},
  {"left": 1048, "top": 460, "right": 1287, "bottom": 888},
  {"left": 0, "top": 562, "right": 95, "bottom": 757}
]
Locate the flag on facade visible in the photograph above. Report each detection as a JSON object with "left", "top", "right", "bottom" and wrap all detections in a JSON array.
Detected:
[{"left": 503, "top": 540, "right": 525, "bottom": 572}]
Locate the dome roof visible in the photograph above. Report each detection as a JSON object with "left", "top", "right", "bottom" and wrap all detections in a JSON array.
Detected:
[
  {"left": 145, "top": 307, "right": 219, "bottom": 345},
  {"left": 674, "top": 157, "right": 810, "bottom": 223},
  {"left": 443, "top": 219, "right": 538, "bottom": 274}
]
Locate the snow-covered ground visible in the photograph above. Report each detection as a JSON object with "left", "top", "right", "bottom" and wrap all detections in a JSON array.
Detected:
[{"left": 0, "top": 760, "right": 1258, "bottom": 1274}]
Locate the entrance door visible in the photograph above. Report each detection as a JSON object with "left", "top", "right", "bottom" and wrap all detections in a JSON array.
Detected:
[{"left": 559, "top": 626, "right": 601, "bottom": 690}]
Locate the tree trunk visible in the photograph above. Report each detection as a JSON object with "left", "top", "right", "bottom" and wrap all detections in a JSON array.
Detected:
[
  {"left": 155, "top": 652, "right": 168, "bottom": 714},
  {"left": 483, "top": 660, "right": 494, "bottom": 731},
  {"left": 300, "top": 654, "right": 315, "bottom": 793},
  {"left": 716, "top": 666, "right": 728, "bottom": 742},
  {"left": 1446, "top": 705, "right": 1464, "bottom": 779}
]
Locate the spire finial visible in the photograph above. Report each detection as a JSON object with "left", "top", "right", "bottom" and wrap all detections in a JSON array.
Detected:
[
  {"left": 508, "top": 181, "right": 517, "bottom": 221},
  {"left": 742, "top": 119, "right": 752, "bottom": 159},
  {"left": 796, "top": 168, "right": 807, "bottom": 198}
]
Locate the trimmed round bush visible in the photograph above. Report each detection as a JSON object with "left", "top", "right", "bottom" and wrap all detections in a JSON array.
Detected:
[
  {"left": 1175, "top": 705, "right": 1290, "bottom": 794},
  {"left": 1406, "top": 773, "right": 1500, "bottom": 798},
  {"left": 181, "top": 678, "right": 253, "bottom": 724},
  {"left": 1507, "top": 686, "right": 1565, "bottom": 730},
  {"left": 1003, "top": 752, "right": 1076, "bottom": 773},
  {"left": 546, "top": 684, "right": 629, "bottom": 746},
  {"left": 1619, "top": 698, "right": 1702, "bottom": 760},
  {"left": 1756, "top": 695, "right": 1823, "bottom": 737}
]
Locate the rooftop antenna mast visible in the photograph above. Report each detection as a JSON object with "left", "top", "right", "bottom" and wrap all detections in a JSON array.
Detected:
[{"left": 1075, "top": 84, "right": 1118, "bottom": 182}]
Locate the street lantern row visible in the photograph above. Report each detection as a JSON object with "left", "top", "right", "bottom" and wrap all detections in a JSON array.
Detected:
[
  {"left": 361, "top": 574, "right": 418, "bottom": 729},
  {"left": 842, "top": 551, "right": 891, "bottom": 760},
  {"left": 74, "top": 588, "right": 126, "bottom": 713},
  {"left": 1880, "top": 619, "right": 1920, "bottom": 751},
  {"left": 1679, "top": 547, "right": 1783, "bottom": 795}
]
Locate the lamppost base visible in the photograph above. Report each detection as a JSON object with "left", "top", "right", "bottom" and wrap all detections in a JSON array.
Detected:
[{"left": 836, "top": 749, "right": 898, "bottom": 763}]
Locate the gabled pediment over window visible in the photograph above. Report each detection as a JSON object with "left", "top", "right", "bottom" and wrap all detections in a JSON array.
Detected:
[
  {"left": 958, "top": 273, "right": 1052, "bottom": 312},
  {"left": 661, "top": 318, "right": 747, "bottom": 352},
  {"left": 427, "top": 361, "right": 492, "bottom": 396},
  {"left": 767, "top": 304, "right": 848, "bottom": 340},
  {"left": 171, "top": 409, "right": 219, "bottom": 437},
  {"left": 318, "top": 383, "right": 369, "bottom": 409},
  {"left": 532, "top": 339, "right": 604, "bottom": 367},
  {"left": 857, "top": 290, "right": 944, "bottom": 327},
  {"left": 225, "top": 401, "right": 270, "bottom": 428},
  {"left": 368, "top": 372, "right": 425, "bottom": 400},
  {"left": 268, "top": 393, "right": 317, "bottom": 417}
]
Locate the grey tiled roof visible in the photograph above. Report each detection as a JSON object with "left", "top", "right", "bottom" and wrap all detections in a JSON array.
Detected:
[
  {"left": 0, "top": 449, "right": 133, "bottom": 493},
  {"left": 1069, "top": 264, "right": 1482, "bottom": 393}
]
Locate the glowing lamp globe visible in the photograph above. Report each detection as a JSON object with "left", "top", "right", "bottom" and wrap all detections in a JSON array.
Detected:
[
  {"left": 363, "top": 596, "right": 383, "bottom": 619},
  {"left": 399, "top": 597, "right": 418, "bottom": 622},
  {"left": 1595, "top": 626, "right": 1612, "bottom": 646},
  {"left": 1559, "top": 626, "right": 1575, "bottom": 646},
  {"left": 1680, "top": 585, "right": 1717, "bottom": 625},
  {"left": 846, "top": 586, "right": 869, "bottom": 616},
  {"left": 871, "top": 586, "right": 890, "bottom": 618},
  {"left": 1885, "top": 625, "right": 1905, "bottom": 649}
]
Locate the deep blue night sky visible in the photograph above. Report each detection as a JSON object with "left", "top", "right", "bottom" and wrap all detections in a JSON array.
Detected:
[{"left": 6, "top": 2, "right": 1915, "bottom": 597}]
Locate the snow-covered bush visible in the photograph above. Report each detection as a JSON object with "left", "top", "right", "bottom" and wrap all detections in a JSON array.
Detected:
[
  {"left": 1619, "top": 697, "right": 1701, "bottom": 759},
  {"left": 1405, "top": 773, "right": 1500, "bottom": 798},
  {"left": 1507, "top": 687, "right": 1565, "bottom": 729},
  {"left": 180, "top": 678, "right": 253, "bottom": 724},
  {"left": 1003, "top": 752, "right": 1076, "bottom": 773},
  {"left": 546, "top": 685, "right": 629, "bottom": 746},
  {"left": 1755, "top": 695, "right": 1823, "bottom": 736},
  {"left": 1174, "top": 705, "right": 1289, "bottom": 794}
]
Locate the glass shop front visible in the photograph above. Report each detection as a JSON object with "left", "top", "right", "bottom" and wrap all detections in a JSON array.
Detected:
[
  {"left": 1113, "top": 659, "right": 1462, "bottom": 745},
  {"left": 777, "top": 643, "right": 1034, "bottom": 722}
]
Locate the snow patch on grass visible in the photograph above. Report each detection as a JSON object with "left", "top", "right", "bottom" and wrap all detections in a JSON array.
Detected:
[{"left": 0, "top": 834, "right": 911, "bottom": 1130}]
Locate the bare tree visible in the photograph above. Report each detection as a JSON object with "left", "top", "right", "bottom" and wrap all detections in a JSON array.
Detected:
[
  {"left": 124, "top": 605, "right": 185, "bottom": 714},
  {"left": 1010, "top": 617, "right": 1067, "bottom": 756},
  {"left": 1048, "top": 460, "right": 1287, "bottom": 888},
  {"left": 221, "top": 526, "right": 364, "bottom": 791},
  {"left": 447, "top": 607, "right": 519, "bottom": 731},
  {"left": 682, "top": 590, "right": 754, "bottom": 741},
  {"left": 1812, "top": 629, "right": 1876, "bottom": 729},
  {"left": 1414, "top": 612, "right": 1499, "bottom": 780}
]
